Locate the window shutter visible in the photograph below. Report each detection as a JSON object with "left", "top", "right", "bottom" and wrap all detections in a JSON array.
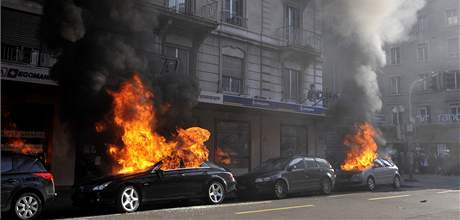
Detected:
[
  {"left": 1, "top": 9, "right": 41, "bottom": 48},
  {"left": 282, "top": 68, "right": 289, "bottom": 100}
]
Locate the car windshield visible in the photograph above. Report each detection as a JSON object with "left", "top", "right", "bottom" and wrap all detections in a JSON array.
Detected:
[{"left": 254, "top": 158, "right": 290, "bottom": 171}]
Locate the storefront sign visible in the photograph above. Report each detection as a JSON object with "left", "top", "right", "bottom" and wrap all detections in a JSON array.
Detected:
[
  {"left": 198, "top": 91, "right": 223, "bottom": 104},
  {"left": 437, "top": 113, "right": 460, "bottom": 123},
  {"left": 223, "top": 95, "right": 327, "bottom": 116},
  {"left": 1, "top": 63, "right": 58, "bottom": 85}
]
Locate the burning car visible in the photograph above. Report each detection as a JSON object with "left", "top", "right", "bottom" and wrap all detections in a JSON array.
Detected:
[
  {"left": 336, "top": 158, "right": 400, "bottom": 191},
  {"left": 237, "top": 156, "right": 336, "bottom": 199},
  {"left": 72, "top": 161, "right": 236, "bottom": 213}
]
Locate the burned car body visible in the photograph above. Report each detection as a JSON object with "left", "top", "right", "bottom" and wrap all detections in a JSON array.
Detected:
[
  {"left": 72, "top": 161, "right": 236, "bottom": 213},
  {"left": 336, "top": 158, "right": 400, "bottom": 191},
  {"left": 237, "top": 156, "right": 336, "bottom": 199}
]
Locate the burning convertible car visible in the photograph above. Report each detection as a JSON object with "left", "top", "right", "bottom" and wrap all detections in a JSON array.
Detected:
[
  {"left": 72, "top": 161, "right": 236, "bottom": 213},
  {"left": 336, "top": 158, "right": 401, "bottom": 191}
]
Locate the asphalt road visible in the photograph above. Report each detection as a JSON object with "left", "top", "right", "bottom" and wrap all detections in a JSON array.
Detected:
[{"left": 52, "top": 179, "right": 459, "bottom": 220}]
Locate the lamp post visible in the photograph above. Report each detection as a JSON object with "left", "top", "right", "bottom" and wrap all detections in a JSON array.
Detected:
[{"left": 407, "top": 72, "right": 439, "bottom": 181}]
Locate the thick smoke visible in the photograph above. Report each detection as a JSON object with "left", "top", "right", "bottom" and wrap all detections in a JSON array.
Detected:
[
  {"left": 323, "top": 0, "right": 425, "bottom": 123},
  {"left": 40, "top": 1, "right": 200, "bottom": 148}
]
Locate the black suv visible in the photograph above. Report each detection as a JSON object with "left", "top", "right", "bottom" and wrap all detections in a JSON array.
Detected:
[{"left": 1, "top": 152, "right": 56, "bottom": 219}]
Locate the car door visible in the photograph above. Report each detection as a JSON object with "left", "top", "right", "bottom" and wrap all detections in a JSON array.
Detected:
[
  {"left": 304, "top": 158, "right": 321, "bottom": 190},
  {"left": 1, "top": 156, "right": 20, "bottom": 210},
  {"left": 144, "top": 169, "right": 184, "bottom": 200},
  {"left": 372, "top": 159, "right": 386, "bottom": 185},
  {"left": 177, "top": 167, "right": 209, "bottom": 197},
  {"left": 284, "top": 158, "right": 308, "bottom": 192},
  {"left": 380, "top": 159, "right": 396, "bottom": 184}
]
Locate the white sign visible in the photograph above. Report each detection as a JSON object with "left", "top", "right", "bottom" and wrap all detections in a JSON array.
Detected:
[
  {"left": 1, "top": 63, "right": 58, "bottom": 85},
  {"left": 198, "top": 91, "right": 223, "bottom": 104}
]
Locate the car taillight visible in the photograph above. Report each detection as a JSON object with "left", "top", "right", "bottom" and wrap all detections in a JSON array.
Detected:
[{"left": 33, "top": 172, "right": 54, "bottom": 182}]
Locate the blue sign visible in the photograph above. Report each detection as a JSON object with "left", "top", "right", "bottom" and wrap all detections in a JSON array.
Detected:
[{"left": 222, "top": 95, "right": 327, "bottom": 116}]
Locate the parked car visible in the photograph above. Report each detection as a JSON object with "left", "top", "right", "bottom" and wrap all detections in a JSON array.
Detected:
[
  {"left": 72, "top": 161, "right": 236, "bottom": 213},
  {"left": 1, "top": 152, "right": 56, "bottom": 220},
  {"left": 237, "top": 156, "right": 336, "bottom": 199},
  {"left": 336, "top": 158, "right": 401, "bottom": 191}
]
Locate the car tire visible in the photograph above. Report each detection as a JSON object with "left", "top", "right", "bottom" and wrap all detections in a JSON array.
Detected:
[
  {"left": 12, "top": 192, "right": 42, "bottom": 220},
  {"left": 320, "top": 178, "right": 332, "bottom": 195},
  {"left": 367, "top": 177, "right": 376, "bottom": 192},
  {"left": 273, "top": 180, "right": 288, "bottom": 199},
  {"left": 117, "top": 185, "right": 141, "bottom": 213},
  {"left": 207, "top": 181, "right": 225, "bottom": 204},
  {"left": 393, "top": 175, "right": 401, "bottom": 189}
]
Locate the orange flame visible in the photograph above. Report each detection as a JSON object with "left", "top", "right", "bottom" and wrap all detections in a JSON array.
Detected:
[
  {"left": 105, "top": 73, "right": 210, "bottom": 174},
  {"left": 215, "top": 147, "right": 232, "bottom": 166},
  {"left": 6, "top": 139, "right": 43, "bottom": 155},
  {"left": 340, "top": 122, "right": 378, "bottom": 171}
]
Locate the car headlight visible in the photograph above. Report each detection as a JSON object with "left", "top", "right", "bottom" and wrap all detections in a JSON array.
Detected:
[
  {"left": 92, "top": 181, "right": 111, "bottom": 191},
  {"left": 255, "top": 177, "right": 272, "bottom": 183}
]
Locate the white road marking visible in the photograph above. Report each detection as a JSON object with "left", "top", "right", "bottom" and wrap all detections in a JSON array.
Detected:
[
  {"left": 328, "top": 194, "right": 353, "bottom": 198},
  {"left": 368, "top": 194, "right": 410, "bottom": 201},
  {"left": 235, "top": 204, "right": 315, "bottom": 215},
  {"left": 437, "top": 190, "right": 460, "bottom": 194}
]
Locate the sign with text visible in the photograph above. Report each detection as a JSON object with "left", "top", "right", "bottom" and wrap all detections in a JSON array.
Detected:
[
  {"left": 1, "top": 63, "right": 58, "bottom": 85},
  {"left": 198, "top": 91, "right": 223, "bottom": 104}
]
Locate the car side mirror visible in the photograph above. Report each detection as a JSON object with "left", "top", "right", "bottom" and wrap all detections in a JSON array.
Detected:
[{"left": 287, "top": 166, "right": 294, "bottom": 172}]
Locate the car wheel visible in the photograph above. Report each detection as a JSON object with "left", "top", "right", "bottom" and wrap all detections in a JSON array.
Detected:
[
  {"left": 367, "top": 177, "right": 376, "bottom": 192},
  {"left": 273, "top": 180, "right": 287, "bottom": 199},
  {"left": 393, "top": 175, "right": 401, "bottom": 189},
  {"left": 320, "top": 178, "right": 332, "bottom": 195},
  {"left": 207, "top": 181, "right": 225, "bottom": 204},
  {"left": 117, "top": 185, "right": 140, "bottom": 213},
  {"left": 12, "top": 192, "right": 42, "bottom": 220}
]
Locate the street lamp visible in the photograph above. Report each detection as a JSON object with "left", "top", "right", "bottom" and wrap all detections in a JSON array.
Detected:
[{"left": 407, "top": 72, "right": 439, "bottom": 181}]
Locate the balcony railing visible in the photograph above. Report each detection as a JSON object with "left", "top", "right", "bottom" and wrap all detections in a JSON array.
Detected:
[
  {"left": 163, "top": 0, "right": 217, "bottom": 21},
  {"left": 1, "top": 44, "right": 57, "bottom": 67},
  {"left": 221, "top": 10, "right": 247, "bottom": 27},
  {"left": 276, "top": 26, "right": 322, "bottom": 52}
]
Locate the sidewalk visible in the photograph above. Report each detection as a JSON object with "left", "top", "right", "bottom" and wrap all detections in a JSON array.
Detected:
[{"left": 401, "top": 174, "right": 460, "bottom": 189}]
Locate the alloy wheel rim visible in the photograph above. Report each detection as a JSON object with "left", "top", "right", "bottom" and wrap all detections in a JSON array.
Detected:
[
  {"left": 275, "top": 182, "right": 284, "bottom": 197},
  {"left": 368, "top": 178, "right": 375, "bottom": 190},
  {"left": 208, "top": 182, "right": 224, "bottom": 203},
  {"left": 121, "top": 187, "right": 139, "bottom": 212},
  {"left": 15, "top": 195, "right": 39, "bottom": 219}
]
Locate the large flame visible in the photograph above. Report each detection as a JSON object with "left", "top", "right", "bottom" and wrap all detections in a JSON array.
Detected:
[
  {"left": 340, "top": 122, "right": 378, "bottom": 171},
  {"left": 105, "top": 73, "right": 209, "bottom": 174},
  {"left": 4, "top": 138, "right": 43, "bottom": 155}
]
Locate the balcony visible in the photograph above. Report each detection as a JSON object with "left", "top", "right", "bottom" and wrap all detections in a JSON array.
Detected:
[
  {"left": 221, "top": 10, "right": 247, "bottom": 27},
  {"left": 140, "top": 0, "right": 218, "bottom": 38},
  {"left": 275, "top": 26, "right": 321, "bottom": 55},
  {"left": 1, "top": 44, "right": 56, "bottom": 68}
]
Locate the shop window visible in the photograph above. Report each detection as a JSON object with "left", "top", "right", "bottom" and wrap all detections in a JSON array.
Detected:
[
  {"left": 222, "top": 55, "right": 243, "bottom": 93},
  {"left": 450, "top": 103, "right": 460, "bottom": 116},
  {"left": 282, "top": 68, "right": 300, "bottom": 102},
  {"left": 215, "top": 121, "right": 250, "bottom": 174},
  {"left": 417, "top": 105, "right": 431, "bottom": 123},
  {"left": 281, "top": 125, "right": 307, "bottom": 157},
  {"left": 162, "top": 45, "right": 190, "bottom": 75}
]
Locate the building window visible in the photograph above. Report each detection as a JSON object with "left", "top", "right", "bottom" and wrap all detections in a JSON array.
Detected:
[
  {"left": 215, "top": 121, "right": 250, "bottom": 175},
  {"left": 416, "top": 15, "right": 426, "bottom": 33},
  {"left": 282, "top": 68, "right": 300, "bottom": 102},
  {"left": 223, "top": 0, "right": 245, "bottom": 26},
  {"left": 162, "top": 45, "right": 190, "bottom": 75},
  {"left": 417, "top": 43, "right": 428, "bottom": 63},
  {"left": 222, "top": 55, "right": 243, "bottom": 93},
  {"left": 390, "top": 76, "right": 400, "bottom": 95},
  {"left": 285, "top": 5, "right": 301, "bottom": 43},
  {"left": 419, "top": 74, "right": 428, "bottom": 91},
  {"left": 448, "top": 38, "right": 459, "bottom": 57},
  {"left": 167, "top": 0, "right": 191, "bottom": 14},
  {"left": 446, "top": 9, "right": 458, "bottom": 26},
  {"left": 390, "top": 47, "right": 401, "bottom": 65},
  {"left": 444, "top": 70, "right": 460, "bottom": 90},
  {"left": 450, "top": 103, "right": 460, "bottom": 116},
  {"left": 392, "top": 108, "right": 402, "bottom": 125},
  {"left": 280, "top": 126, "right": 307, "bottom": 157},
  {"left": 417, "top": 105, "right": 431, "bottom": 123}
]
